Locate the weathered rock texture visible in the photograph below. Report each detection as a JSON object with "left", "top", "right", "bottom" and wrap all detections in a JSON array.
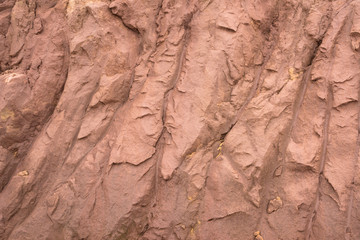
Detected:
[{"left": 0, "top": 0, "right": 360, "bottom": 239}]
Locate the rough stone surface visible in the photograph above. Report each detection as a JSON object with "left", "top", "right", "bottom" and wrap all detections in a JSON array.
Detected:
[
  {"left": 0, "top": 0, "right": 360, "bottom": 239},
  {"left": 267, "top": 196, "right": 283, "bottom": 214}
]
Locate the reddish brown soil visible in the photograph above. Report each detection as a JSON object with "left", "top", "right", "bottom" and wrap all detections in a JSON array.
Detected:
[{"left": 0, "top": 0, "right": 360, "bottom": 239}]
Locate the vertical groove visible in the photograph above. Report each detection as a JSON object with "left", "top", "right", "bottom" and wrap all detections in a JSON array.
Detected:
[
  {"left": 305, "top": 84, "right": 333, "bottom": 240},
  {"left": 154, "top": 14, "right": 194, "bottom": 204},
  {"left": 220, "top": 40, "right": 276, "bottom": 141},
  {"left": 345, "top": 74, "right": 360, "bottom": 239},
  {"left": 279, "top": 64, "right": 313, "bottom": 167}
]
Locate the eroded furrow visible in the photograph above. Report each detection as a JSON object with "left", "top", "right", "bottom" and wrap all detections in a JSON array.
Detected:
[
  {"left": 154, "top": 14, "right": 194, "bottom": 204},
  {"left": 305, "top": 84, "right": 333, "bottom": 240},
  {"left": 345, "top": 74, "right": 360, "bottom": 239},
  {"left": 221, "top": 40, "right": 277, "bottom": 142}
]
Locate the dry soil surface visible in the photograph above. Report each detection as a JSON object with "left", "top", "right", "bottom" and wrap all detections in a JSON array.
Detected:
[{"left": 0, "top": 0, "right": 360, "bottom": 239}]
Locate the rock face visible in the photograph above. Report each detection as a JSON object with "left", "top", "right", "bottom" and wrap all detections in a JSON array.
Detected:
[{"left": 0, "top": 0, "right": 359, "bottom": 239}]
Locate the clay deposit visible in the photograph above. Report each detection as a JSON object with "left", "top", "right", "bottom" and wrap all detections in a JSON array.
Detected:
[{"left": 0, "top": 0, "right": 359, "bottom": 239}]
